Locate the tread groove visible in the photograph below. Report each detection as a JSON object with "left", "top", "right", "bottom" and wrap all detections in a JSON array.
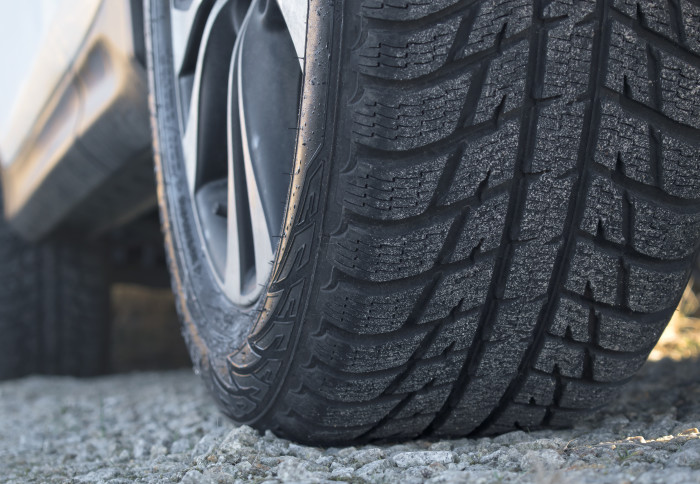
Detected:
[
  {"left": 420, "top": 0, "right": 548, "bottom": 438},
  {"left": 666, "top": 0, "right": 688, "bottom": 46},
  {"left": 471, "top": 0, "right": 612, "bottom": 436}
]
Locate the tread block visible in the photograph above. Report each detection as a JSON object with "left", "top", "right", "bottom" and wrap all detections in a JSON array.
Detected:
[
  {"left": 580, "top": 174, "right": 626, "bottom": 245},
  {"left": 519, "top": 173, "right": 574, "bottom": 241},
  {"left": 550, "top": 297, "right": 591, "bottom": 343},
  {"left": 320, "top": 283, "right": 422, "bottom": 335},
  {"left": 367, "top": 414, "right": 435, "bottom": 440},
  {"left": 360, "top": 0, "right": 462, "bottom": 21},
  {"left": 631, "top": 195, "right": 700, "bottom": 260},
  {"left": 558, "top": 380, "right": 619, "bottom": 409},
  {"left": 681, "top": 0, "right": 700, "bottom": 55},
  {"left": 395, "top": 351, "right": 465, "bottom": 392},
  {"left": 541, "top": 14, "right": 595, "bottom": 100},
  {"left": 606, "top": 22, "right": 651, "bottom": 104},
  {"left": 490, "top": 403, "right": 547, "bottom": 431},
  {"left": 332, "top": 218, "right": 453, "bottom": 281},
  {"left": 513, "top": 372, "right": 556, "bottom": 406},
  {"left": 533, "top": 337, "right": 585, "bottom": 378},
  {"left": 352, "top": 72, "right": 472, "bottom": 151},
  {"left": 490, "top": 298, "right": 545, "bottom": 342},
  {"left": 358, "top": 17, "right": 461, "bottom": 80},
  {"left": 661, "top": 134, "right": 700, "bottom": 199},
  {"left": 543, "top": 0, "right": 596, "bottom": 21},
  {"left": 565, "top": 240, "right": 621, "bottom": 306},
  {"left": 458, "top": 0, "right": 532, "bottom": 58},
  {"left": 445, "top": 119, "right": 519, "bottom": 205},
  {"left": 597, "top": 312, "right": 667, "bottom": 351},
  {"left": 287, "top": 391, "right": 402, "bottom": 428},
  {"left": 660, "top": 51, "right": 700, "bottom": 129},
  {"left": 395, "top": 385, "right": 451, "bottom": 418},
  {"left": 449, "top": 193, "right": 509, "bottom": 262},
  {"left": 504, "top": 240, "right": 560, "bottom": 300},
  {"left": 595, "top": 100, "right": 653, "bottom": 187},
  {"left": 304, "top": 364, "right": 401, "bottom": 403},
  {"left": 437, "top": 375, "right": 512, "bottom": 435},
  {"left": 419, "top": 259, "right": 494, "bottom": 322},
  {"left": 473, "top": 40, "right": 529, "bottom": 124},
  {"left": 423, "top": 311, "right": 480, "bottom": 358},
  {"left": 475, "top": 340, "right": 529, "bottom": 376},
  {"left": 547, "top": 408, "right": 592, "bottom": 426},
  {"left": 627, "top": 263, "right": 689, "bottom": 312},
  {"left": 341, "top": 155, "right": 447, "bottom": 220},
  {"left": 313, "top": 326, "right": 430, "bottom": 373},
  {"left": 531, "top": 101, "right": 587, "bottom": 174},
  {"left": 592, "top": 350, "right": 649, "bottom": 382}
]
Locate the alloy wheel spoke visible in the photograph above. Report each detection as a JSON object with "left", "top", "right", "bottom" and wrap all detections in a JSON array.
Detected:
[
  {"left": 224, "top": 36, "right": 242, "bottom": 300},
  {"left": 171, "top": 0, "right": 302, "bottom": 306},
  {"left": 276, "top": 0, "right": 308, "bottom": 70},
  {"left": 170, "top": 0, "right": 215, "bottom": 77},
  {"left": 235, "top": 15, "right": 275, "bottom": 298},
  {"left": 180, "top": 0, "right": 235, "bottom": 193},
  {"left": 223, "top": 23, "right": 273, "bottom": 305}
]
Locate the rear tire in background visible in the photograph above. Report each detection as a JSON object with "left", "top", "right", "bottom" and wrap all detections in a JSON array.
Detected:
[
  {"left": 0, "top": 198, "right": 110, "bottom": 379},
  {"left": 147, "top": 0, "right": 700, "bottom": 445}
]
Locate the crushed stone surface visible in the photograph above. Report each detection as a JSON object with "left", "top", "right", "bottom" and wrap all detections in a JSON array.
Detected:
[{"left": 0, "top": 356, "right": 699, "bottom": 483}]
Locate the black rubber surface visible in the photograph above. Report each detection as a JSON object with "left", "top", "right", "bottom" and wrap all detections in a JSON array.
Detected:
[
  {"left": 0, "top": 202, "right": 110, "bottom": 380},
  {"left": 147, "top": 0, "right": 700, "bottom": 445}
]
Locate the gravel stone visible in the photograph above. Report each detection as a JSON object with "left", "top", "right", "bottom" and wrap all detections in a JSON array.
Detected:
[
  {"left": 392, "top": 450, "right": 455, "bottom": 467},
  {"left": 330, "top": 465, "right": 355, "bottom": 479},
  {"left": 350, "top": 447, "right": 386, "bottom": 465},
  {"left": 356, "top": 458, "right": 393, "bottom": 477},
  {"left": 520, "top": 449, "right": 565, "bottom": 471},
  {"left": 0, "top": 355, "right": 699, "bottom": 483}
]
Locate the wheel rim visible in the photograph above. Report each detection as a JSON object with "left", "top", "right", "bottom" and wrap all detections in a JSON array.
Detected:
[{"left": 169, "top": 0, "right": 304, "bottom": 307}]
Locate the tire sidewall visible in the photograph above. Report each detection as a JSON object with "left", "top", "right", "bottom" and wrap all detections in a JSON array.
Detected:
[{"left": 144, "top": 0, "right": 333, "bottom": 424}]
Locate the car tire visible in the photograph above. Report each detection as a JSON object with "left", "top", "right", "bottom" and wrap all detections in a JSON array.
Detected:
[
  {"left": 146, "top": 0, "right": 700, "bottom": 445},
  {"left": 0, "top": 196, "right": 110, "bottom": 380}
]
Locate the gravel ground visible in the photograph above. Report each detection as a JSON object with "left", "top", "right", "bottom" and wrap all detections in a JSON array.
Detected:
[
  {"left": 0, "top": 357, "right": 698, "bottom": 483},
  {"left": 1, "top": 289, "right": 700, "bottom": 483}
]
